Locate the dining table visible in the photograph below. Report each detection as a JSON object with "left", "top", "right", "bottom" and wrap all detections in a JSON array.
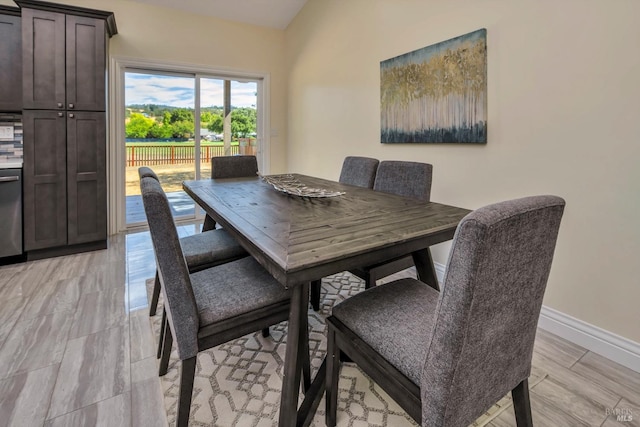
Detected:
[{"left": 183, "top": 173, "right": 471, "bottom": 427}]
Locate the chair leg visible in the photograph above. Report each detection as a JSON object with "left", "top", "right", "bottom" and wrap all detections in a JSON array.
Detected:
[
  {"left": 512, "top": 378, "right": 533, "bottom": 427},
  {"left": 325, "top": 325, "right": 340, "bottom": 427},
  {"left": 176, "top": 357, "right": 197, "bottom": 427},
  {"left": 261, "top": 328, "right": 270, "bottom": 338},
  {"left": 363, "top": 270, "right": 377, "bottom": 289},
  {"left": 364, "top": 271, "right": 376, "bottom": 289},
  {"left": 159, "top": 317, "right": 173, "bottom": 376},
  {"left": 149, "top": 271, "right": 161, "bottom": 316},
  {"left": 202, "top": 214, "right": 216, "bottom": 232},
  {"left": 157, "top": 308, "right": 166, "bottom": 359},
  {"left": 310, "top": 279, "right": 321, "bottom": 311}
]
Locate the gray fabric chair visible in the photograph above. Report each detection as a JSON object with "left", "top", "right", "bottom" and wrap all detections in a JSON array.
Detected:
[
  {"left": 138, "top": 166, "right": 159, "bottom": 181},
  {"left": 338, "top": 156, "right": 379, "bottom": 188},
  {"left": 310, "top": 156, "right": 380, "bottom": 311},
  {"left": 141, "top": 176, "right": 305, "bottom": 427},
  {"left": 325, "top": 195, "right": 565, "bottom": 427},
  {"left": 350, "top": 160, "right": 433, "bottom": 289},
  {"left": 138, "top": 167, "right": 248, "bottom": 318},
  {"left": 373, "top": 160, "right": 432, "bottom": 201},
  {"left": 202, "top": 155, "right": 259, "bottom": 231}
]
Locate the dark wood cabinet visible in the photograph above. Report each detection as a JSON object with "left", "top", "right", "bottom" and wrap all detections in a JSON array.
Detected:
[
  {"left": 21, "top": 8, "right": 106, "bottom": 112},
  {"left": 66, "top": 15, "right": 106, "bottom": 112},
  {"left": 20, "top": 8, "right": 65, "bottom": 111},
  {"left": 16, "top": 0, "right": 116, "bottom": 258},
  {"left": 23, "top": 110, "right": 67, "bottom": 251},
  {"left": 23, "top": 110, "right": 107, "bottom": 251},
  {"left": 0, "top": 6, "right": 22, "bottom": 112},
  {"left": 67, "top": 111, "right": 106, "bottom": 245}
]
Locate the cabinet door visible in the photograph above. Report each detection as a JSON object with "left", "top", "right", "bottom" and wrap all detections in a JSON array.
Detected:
[
  {"left": 23, "top": 110, "right": 67, "bottom": 250},
  {"left": 0, "top": 12, "right": 22, "bottom": 111},
  {"left": 66, "top": 15, "right": 106, "bottom": 112},
  {"left": 22, "top": 8, "right": 66, "bottom": 110},
  {"left": 67, "top": 111, "right": 106, "bottom": 245}
]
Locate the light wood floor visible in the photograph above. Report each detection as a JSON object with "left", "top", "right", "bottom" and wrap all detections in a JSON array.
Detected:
[{"left": 0, "top": 227, "right": 638, "bottom": 426}]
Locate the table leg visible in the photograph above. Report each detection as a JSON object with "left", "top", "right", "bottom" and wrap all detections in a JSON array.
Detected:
[
  {"left": 412, "top": 247, "right": 440, "bottom": 291},
  {"left": 299, "top": 284, "right": 311, "bottom": 392},
  {"left": 278, "top": 282, "right": 309, "bottom": 427},
  {"left": 296, "top": 359, "right": 326, "bottom": 427}
]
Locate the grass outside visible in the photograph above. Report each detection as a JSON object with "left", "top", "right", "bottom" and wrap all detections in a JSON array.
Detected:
[
  {"left": 127, "top": 163, "right": 210, "bottom": 195},
  {"left": 125, "top": 141, "right": 255, "bottom": 195}
]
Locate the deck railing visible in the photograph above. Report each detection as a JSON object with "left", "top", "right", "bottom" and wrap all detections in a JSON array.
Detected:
[{"left": 126, "top": 145, "right": 241, "bottom": 167}]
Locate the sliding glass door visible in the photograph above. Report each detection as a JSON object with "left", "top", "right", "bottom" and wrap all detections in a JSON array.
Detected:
[
  {"left": 123, "top": 70, "right": 260, "bottom": 227},
  {"left": 199, "top": 78, "right": 258, "bottom": 179}
]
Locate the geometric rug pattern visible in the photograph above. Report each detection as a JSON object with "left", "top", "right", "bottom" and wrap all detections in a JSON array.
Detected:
[{"left": 148, "top": 271, "right": 545, "bottom": 426}]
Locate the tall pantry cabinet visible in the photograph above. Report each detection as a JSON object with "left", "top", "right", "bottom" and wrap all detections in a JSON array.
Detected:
[
  {"left": 15, "top": 0, "right": 116, "bottom": 258},
  {"left": 0, "top": 6, "right": 22, "bottom": 111}
]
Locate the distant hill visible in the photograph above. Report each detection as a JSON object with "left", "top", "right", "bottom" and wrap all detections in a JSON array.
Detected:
[
  {"left": 126, "top": 104, "right": 224, "bottom": 118},
  {"left": 126, "top": 104, "right": 251, "bottom": 119}
]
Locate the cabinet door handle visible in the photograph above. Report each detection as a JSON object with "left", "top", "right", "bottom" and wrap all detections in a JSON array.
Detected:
[
  {"left": 69, "top": 113, "right": 75, "bottom": 118},
  {"left": 0, "top": 176, "right": 20, "bottom": 182},
  {"left": 68, "top": 103, "right": 74, "bottom": 109},
  {"left": 58, "top": 112, "right": 64, "bottom": 117},
  {"left": 57, "top": 102, "right": 63, "bottom": 108}
]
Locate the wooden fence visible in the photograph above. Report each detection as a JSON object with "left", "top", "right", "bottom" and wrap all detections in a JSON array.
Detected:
[{"left": 126, "top": 145, "right": 241, "bottom": 167}]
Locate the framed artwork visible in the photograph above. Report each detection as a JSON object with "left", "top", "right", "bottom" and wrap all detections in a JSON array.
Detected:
[{"left": 381, "top": 28, "right": 487, "bottom": 143}]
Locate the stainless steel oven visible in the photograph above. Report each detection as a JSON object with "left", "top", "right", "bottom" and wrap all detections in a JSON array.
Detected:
[{"left": 0, "top": 168, "right": 22, "bottom": 257}]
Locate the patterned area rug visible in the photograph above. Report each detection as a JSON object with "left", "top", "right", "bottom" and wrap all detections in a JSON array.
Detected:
[{"left": 147, "top": 272, "right": 546, "bottom": 427}]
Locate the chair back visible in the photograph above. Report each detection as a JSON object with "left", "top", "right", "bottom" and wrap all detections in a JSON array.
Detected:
[
  {"left": 138, "top": 166, "right": 159, "bottom": 181},
  {"left": 421, "top": 195, "right": 565, "bottom": 426},
  {"left": 339, "top": 156, "right": 379, "bottom": 188},
  {"left": 140, "top": 177, "right": 200, "bottom": 360},
  {"left": 211, "top": 155, "right": 258, "bottom": 179},
  {"left": 373, "top": 161, "right": 432, "bottom": 201}
]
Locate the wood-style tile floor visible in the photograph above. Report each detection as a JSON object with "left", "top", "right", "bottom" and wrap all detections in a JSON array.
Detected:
[{"left": 0, "top": 226, "right": 638, "bottom": 426}]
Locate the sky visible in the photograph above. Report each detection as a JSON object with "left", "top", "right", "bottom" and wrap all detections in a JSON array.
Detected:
[{"left": 124, "top": 72, "right": 257, "bottom": 108}]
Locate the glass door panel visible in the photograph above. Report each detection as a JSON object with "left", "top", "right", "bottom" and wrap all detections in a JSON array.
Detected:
[
  {"left": 199, "top": 77, "right": 224, "bottom": 179},
  {"left": 199, "top": 78, "right": 258, "bottom": 179},
  {"left": 124, "top": 71, "right": 196, "bottom": 225},
  {"left": 231, "top": 81, "right": 258, "bottom": 159}
]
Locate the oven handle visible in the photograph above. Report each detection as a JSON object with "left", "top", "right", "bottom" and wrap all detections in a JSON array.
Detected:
[{"left": 0, "top": 176, "right": 20, "bottom": 182}]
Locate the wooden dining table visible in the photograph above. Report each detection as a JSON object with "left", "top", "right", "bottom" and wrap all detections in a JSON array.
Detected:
[{"left": 183, "top": 173, "right": 471, "bottom": 427}]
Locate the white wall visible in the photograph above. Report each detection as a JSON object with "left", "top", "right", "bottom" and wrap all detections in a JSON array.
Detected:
[
  {"left": 0, "top": 0, "right": 289, "bottom": 172},
  {"left": 286, "top": 0, "right": 640, "bottom": 343}
]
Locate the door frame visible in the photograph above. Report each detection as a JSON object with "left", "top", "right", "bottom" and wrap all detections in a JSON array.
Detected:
[{"left": 108, "top": 56, "right": 271, "bottom": 234}]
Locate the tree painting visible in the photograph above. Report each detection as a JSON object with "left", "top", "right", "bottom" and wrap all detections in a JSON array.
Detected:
[{"left": 381, "top": 29, "right": 487, "bottom": 143}]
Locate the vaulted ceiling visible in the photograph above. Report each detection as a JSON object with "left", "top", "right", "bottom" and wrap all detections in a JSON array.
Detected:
[{"left": 127, "top": 0, "right": 308, "bottom": 29}]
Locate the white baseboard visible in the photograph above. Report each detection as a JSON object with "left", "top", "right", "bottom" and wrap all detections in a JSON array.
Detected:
[
  {"left": 538, "top": 306, "right": 640, "bottom": 373},
  {"left": 434, "top": 262, "right": 640, "bottom": 373}
]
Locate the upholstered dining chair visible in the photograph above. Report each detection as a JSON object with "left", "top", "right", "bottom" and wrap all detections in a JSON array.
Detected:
[
  {"left": 141, "top": 176, "right": 307, "bottom": 427},
  {"left": 138, "top": 167, "right": 248, "bottom": 318},
  {"left": 373, "top": 160, "right": 432, "bottom": 200},
  {"left": 310, "top": 156, "right": 379, "bottom": 310},
  {"left": 338, "top": 156, "right": 379, "bottom": 188},
  {"left": 325, "top": 195, "right": 565, "bottom": 427},
  {"left": 202, "top": 155, "right": 259, "bottom": 231},
  {"left": 349, "top": 160, "right": 432, "bottom": 288}
]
